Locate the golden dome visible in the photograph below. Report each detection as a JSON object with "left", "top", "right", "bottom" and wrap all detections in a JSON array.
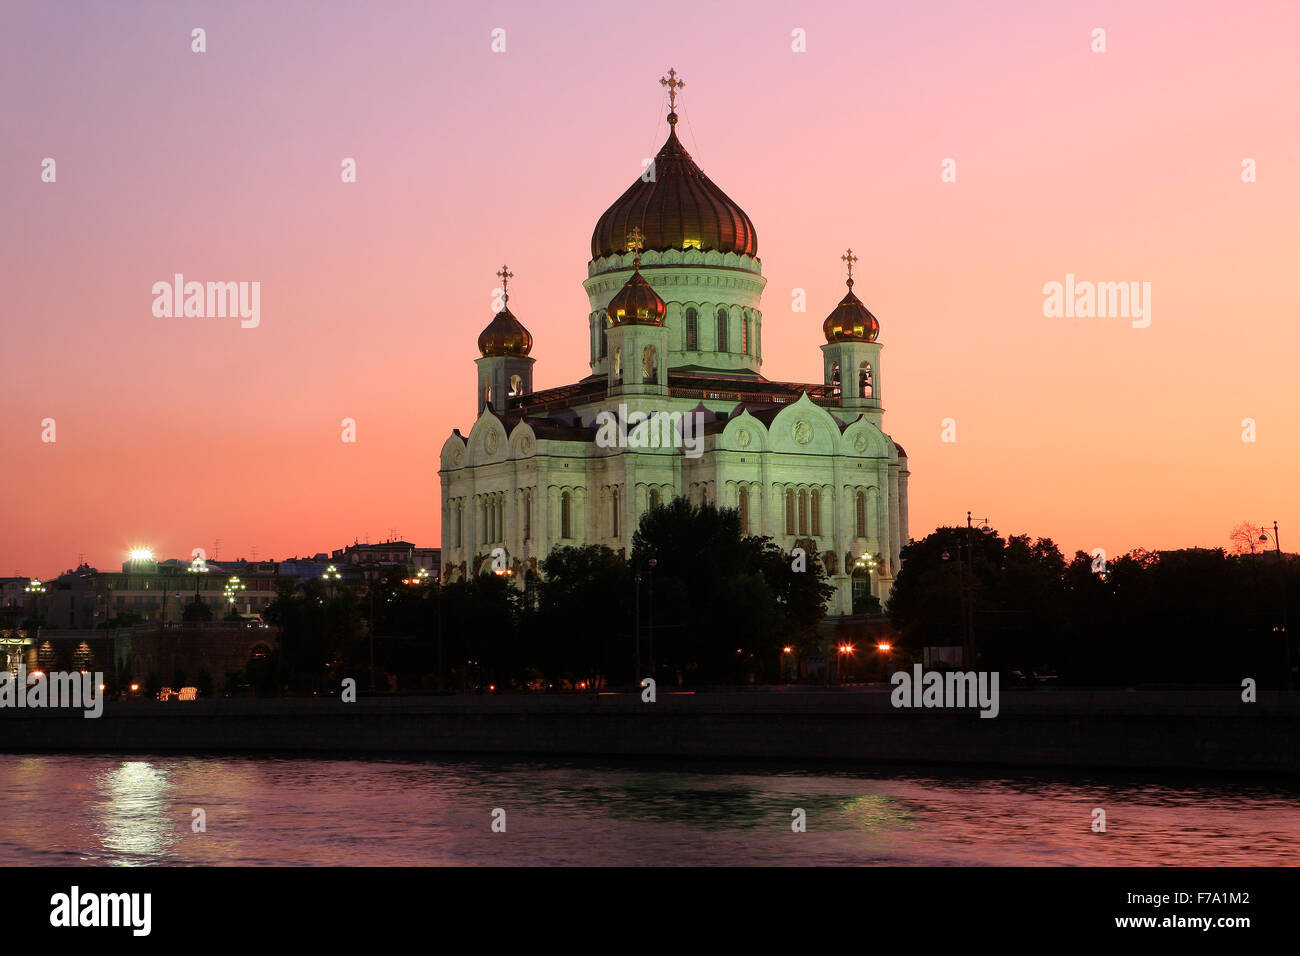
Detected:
[
  {"left": 608, "top": 268, "right": 666, "bottom": 327},
  {"left": 822, "top": 279, "right": 880, "bottom": 343},
  {"left": 478, "top": 305, "right": 533, "bottom": 357},
  {"left": 591, "top": 113, "right": 757, "bottom": 260}
]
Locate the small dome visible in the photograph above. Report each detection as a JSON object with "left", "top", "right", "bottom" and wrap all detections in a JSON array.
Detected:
[
  {"left": 823, "top": 279, "right": 879, "bottom": 343},
  {"left": 608, "top": 268, "right": 666, "bottom": 327},
  {"left": 478, "top": 305, "right": 533, "bottom": 357}
]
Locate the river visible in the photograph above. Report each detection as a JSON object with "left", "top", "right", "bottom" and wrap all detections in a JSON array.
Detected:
[{"left": 1, "top": 754, "right": 1295, "bottom": 865}]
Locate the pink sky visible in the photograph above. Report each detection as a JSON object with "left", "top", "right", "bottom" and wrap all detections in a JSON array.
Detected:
[{"left": 2, "top": 0, "right": 1297, "bottom": 577}]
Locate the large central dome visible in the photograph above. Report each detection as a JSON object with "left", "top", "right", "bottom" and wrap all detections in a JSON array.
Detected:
[{"left": 590, "top": 113, "right": 758, "bottom": 261}]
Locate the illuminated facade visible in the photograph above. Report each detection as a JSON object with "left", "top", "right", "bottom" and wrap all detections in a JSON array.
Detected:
[{"left": 439, "top": 74, "right": 910, "bottom": 614}]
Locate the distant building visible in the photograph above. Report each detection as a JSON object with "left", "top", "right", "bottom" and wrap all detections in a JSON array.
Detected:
[
  {"left": 330, "top": 541, "right": 440, "bottom": 578},
  {"left": 45, "top": 555, "right": 279, "bottom": 629}
]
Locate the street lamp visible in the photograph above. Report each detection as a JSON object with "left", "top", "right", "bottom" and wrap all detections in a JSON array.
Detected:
[
  {"left": 223, "top": 575, "right": 245, "bottom": 616},
  {"left": 941, "top": 513, "right": 992, "bottom": 667},
  {"left": 24, "top": 578, "right": 46, "bottom": 641},
  {"left": 781, "top": 645, "right": 793, "bottom": 683},
  {"left": 837, "top": 642, "right": 854, "bottom": 685},
  {"left": 187, "top": 555, "right": 208, "bottom": 610},
  {"left": 647, "top": 557, "right": 657, "bottom": 682},
  {"left": 1258, "top": 521, "right": 1291, "bottom": 691},
  {"left": 633, "top": 559, "right": 642, "bottom": 686}
]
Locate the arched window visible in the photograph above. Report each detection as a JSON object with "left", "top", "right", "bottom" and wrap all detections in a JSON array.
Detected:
[
  {"left": 613, "top": 347, "right": 622, "bottom": 382},
  {"left": 509, "top": 374, "right": 523, "bottom": 397},
  {"left": 454, "top": 501, "right": 463, "bottom": 548},
  {"left": 600, "top": 314, "right": 609, "bottom": 358},
  {"left": 855, "top": 491, "right": 867, "bottom": 537},
  {"left": 830, "top": 364, "right": 841, "bottom": 396},
  {"left": 482, "top": 379, "right": 491, "bottom": 408},
  {"left": 642, "top": 345, "right": 657, "bottom": 384},
  {"left": 798, "top": 489, "right": 808, "bottom": 535},
  {"left": 785, "top": 488, "right": 796, "bottom": 535},
  {"left": 611, "top": 487, "right": 621, "bottom": 538},
  {"left": 859, "top": 362, "right": 873, "bottom": 398},
  {"left": 716, "top": 308, "right": 729, "bottom": 351},
  {"left": 561, "top": 491, "right": 572, "bottom": 539},
  {"left": 742, "top": 316, "right": 750, "bottom": 355},
  {"left": 738, "top": 486, "right": 750, "bottom": 536},
  {"left": 811, "top": 490, "right": 821, "bottom": 536},
  {"left": 648, "top": 488, "right": 660, "bottom": 510},
  {"left": 523, "top": 491, "right": 531, "bottom": 541},
  {"left": 685, "top": 308, "right": 698, "bottom": 350}
]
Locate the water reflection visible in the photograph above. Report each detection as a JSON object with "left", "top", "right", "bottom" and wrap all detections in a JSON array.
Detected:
[
  {"left": 92, "top": 761, "right": 179, "bottom": 864},
  {"left": 0, "top": 754, "right": 1295, "bottom": 866}
]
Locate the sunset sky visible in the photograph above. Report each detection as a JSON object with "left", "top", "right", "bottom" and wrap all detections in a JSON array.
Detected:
[{"left": 3, "top": 0, "right": 1297, "bottom": 577}]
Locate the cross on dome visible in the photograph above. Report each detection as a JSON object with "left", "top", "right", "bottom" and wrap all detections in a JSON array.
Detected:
[
  {"left": 627, "top": 227, "right": 645, "bottom": 268},
  {"left": 660, "top": 68, "right": 685, "bottom": 111},
  {"left": 496, "top": 264, "right": 513, "bottom": 303},
  {"left": 841, "top": 248, "right": 858, "bottom": 287}
]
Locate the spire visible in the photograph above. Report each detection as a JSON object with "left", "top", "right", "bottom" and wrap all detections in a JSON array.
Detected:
[
  {"left": 660, "top": 67, "right": 685, "bottom": 125},
  {"left": 841, "top": 248, "right": 858, "bottom": 289},
  {"left": 496, "top": 263, "right": 513, "bottom": 306}
]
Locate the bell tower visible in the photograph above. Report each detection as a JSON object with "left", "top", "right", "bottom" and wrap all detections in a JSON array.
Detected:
[
  {"left": 605, "top": 229, "right": 669, "bottom": 398},
  {"left": 820, "top": 249, "right": 883, "bottom": 427},
  {"left": 475, "top": 264, "right": 535, "bottom": 415}
]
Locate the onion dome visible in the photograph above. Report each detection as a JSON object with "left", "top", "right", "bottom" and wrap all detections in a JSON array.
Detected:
[
  {"left": 478, "top": 264, "right": 533, "bottom": 356},
  {"left": 591, "top": 73, "right": 756, "bottom": 260},
  {"left": 608, "top": 232, "right": 667, "bottom": 326},
  {"left": 823, "top": 248, "right": 880, "bottom": 343}
]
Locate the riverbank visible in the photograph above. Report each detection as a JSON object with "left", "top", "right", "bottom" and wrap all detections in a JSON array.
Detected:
[{"left": 1, "top": 687, "right": 1296, "bottom": 773}]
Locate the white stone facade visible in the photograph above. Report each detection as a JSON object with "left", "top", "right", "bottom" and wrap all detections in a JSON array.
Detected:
[{"left": 439, "top": 122, "right": 910, "bottom": 618}]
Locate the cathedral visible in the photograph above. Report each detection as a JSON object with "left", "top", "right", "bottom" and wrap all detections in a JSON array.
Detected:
[{"left": 438, "top": 71, "right": 910, "bottom": 615}]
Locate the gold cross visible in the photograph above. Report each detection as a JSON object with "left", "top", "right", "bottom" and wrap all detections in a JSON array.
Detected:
[
  {"left": 660, "top": 68, "right": 685, "bottom": 111},
  {"left": 496, "top": 264, "right": 513, "bottom": 302},
  {"left": 627, "top": 227, "right": 645, "bottom": 267},
  {"left": 841, "top": 248, "right": 858, "bottom": 282}
]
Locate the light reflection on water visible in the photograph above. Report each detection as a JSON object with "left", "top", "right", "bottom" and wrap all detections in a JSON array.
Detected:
[{"left": 0, "top": 754, "right": 1296, "bottom": 866}]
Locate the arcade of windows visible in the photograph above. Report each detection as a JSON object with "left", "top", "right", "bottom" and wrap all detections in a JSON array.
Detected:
[
  {"left": 450, "top": 483, "right": 870, "bottom": 554},
  {"left": 599, "top": 306, "right": 757, "bottom": 356},
  {"left": 829, "top": 362, "right": 874, "bottom": 399},
  {"left": 779, "top": 487, "right": 871, "bottom": 538}
]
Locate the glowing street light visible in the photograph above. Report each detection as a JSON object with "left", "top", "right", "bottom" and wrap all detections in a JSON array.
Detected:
[
  {"left": 223, "top": 575, "right": 246, "bottom": 614},
  {"left": 835, "top": 642, "right": 855, "bottom": 686},
  {"left": 187, "top": 554, "right": 209, "bottom": 603},
  {"left": 24, "top": 578, "right": 46, "bottom": 640},
  {"left": 322, "top": 564, "right": 342, "bottom": 600}
]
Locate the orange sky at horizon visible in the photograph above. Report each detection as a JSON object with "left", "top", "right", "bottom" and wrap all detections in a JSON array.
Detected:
[{"left": 2, "top": 0, "right": 1297, "bottom": 577}]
